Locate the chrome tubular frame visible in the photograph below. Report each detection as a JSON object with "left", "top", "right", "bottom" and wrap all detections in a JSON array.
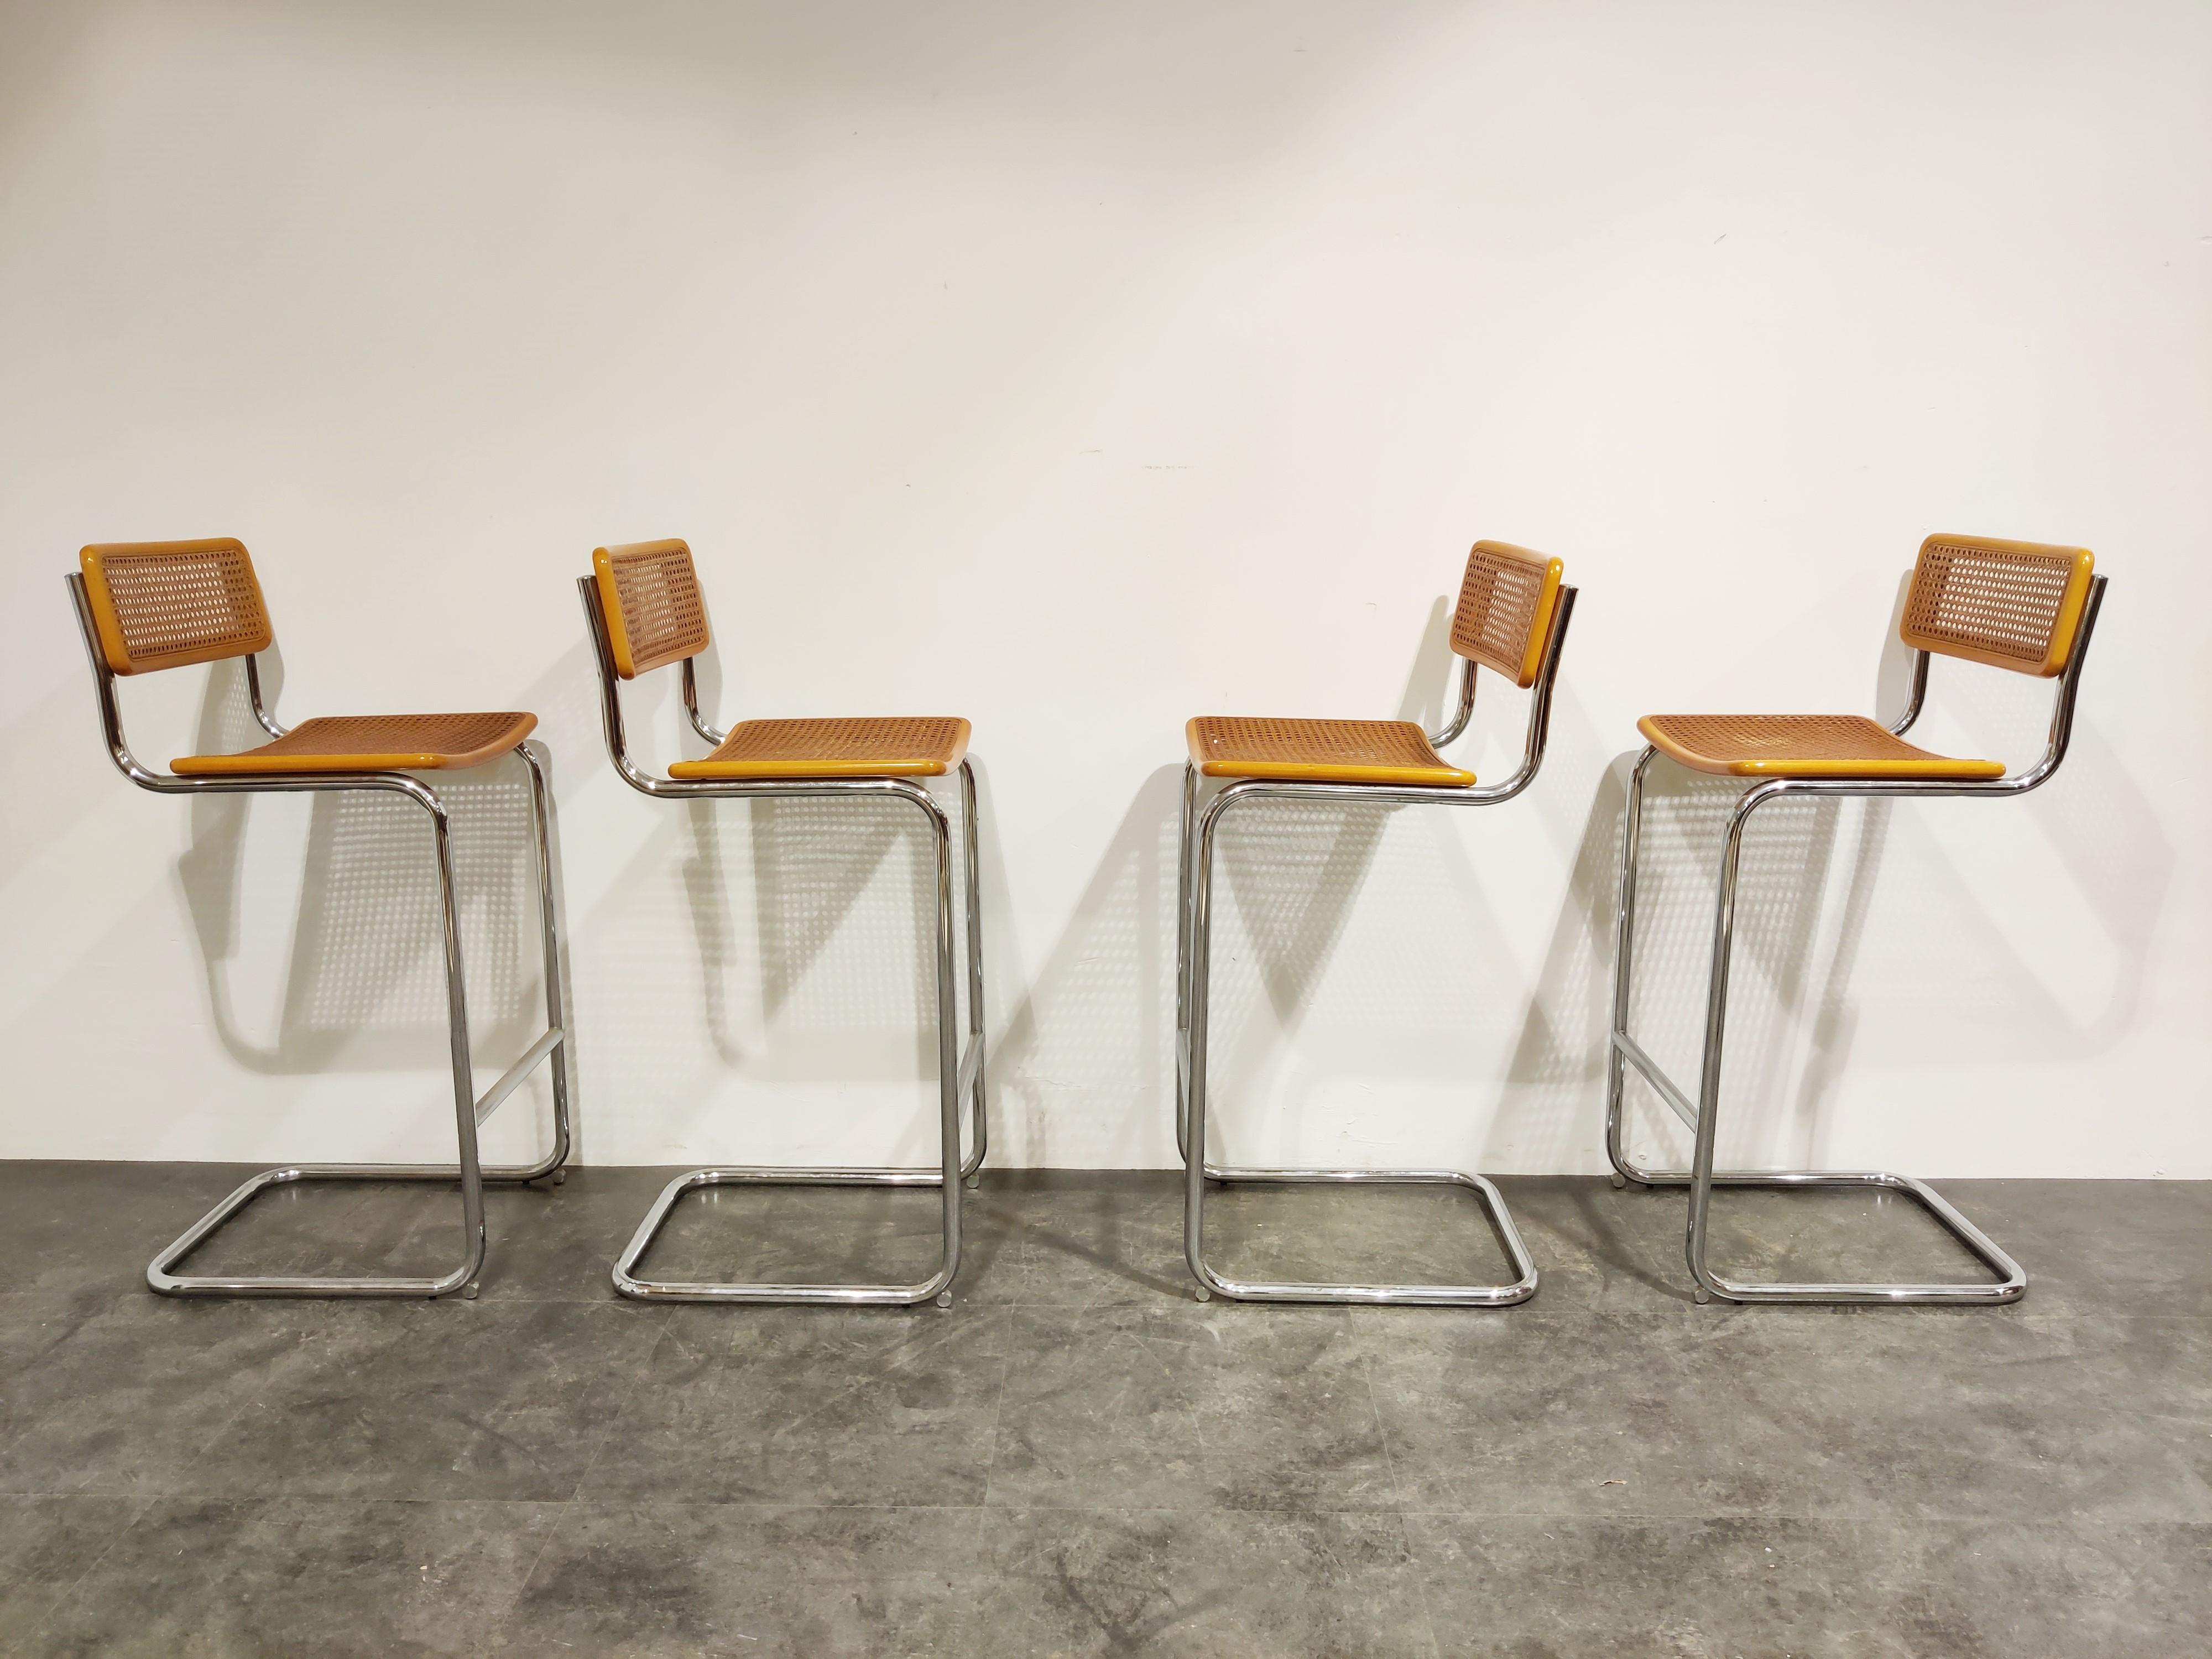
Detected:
[
  {"left": 580, "top": 579, "right": 985, "bottom": 1308},
  {"left": 1176, "top": 588, "right": 1578, "bottom": 1305},
  {"left": 1606, "top": 576, "right": 2109, "bottom": 1306},
  {"left": 66, "top": 575, "right": 572, "bottom": 1300}
]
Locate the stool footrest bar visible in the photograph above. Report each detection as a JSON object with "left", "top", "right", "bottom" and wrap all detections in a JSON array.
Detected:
[
  {"left": 475, "top": 1027, "right": 564, "bottom": 1126},
  {"left": 1611, "top": 1030, "right": 1699, "bottom": 1132}
]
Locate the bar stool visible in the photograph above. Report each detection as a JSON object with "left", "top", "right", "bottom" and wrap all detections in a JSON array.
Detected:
[
  {"left": 578, "top": 540, "right": 984, "bottom": 1307},
  {"left": 66, "top": 539, "right": 570, "bottom": 1298},
  {"left": 1177, "top": 541, "right": 1578, "bottom": 1305},
  {"left": 1607, "top": 533, "right": 2107, "bottom": 1305}
]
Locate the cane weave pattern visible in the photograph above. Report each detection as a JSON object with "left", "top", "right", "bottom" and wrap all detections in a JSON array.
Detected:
[
  {"left": 596, "top": 540, "right": 710, "bottom": 677},
  {"left": 1449, "top": 541, "right": 1563, "bottom": 687},
  {"left": 1186, "top": 716, "right": 1475, "bottom": 787},
  {"left": 1637, "top": 713, "right": 2004, "bottom": 780},
  {"left": 670, "top": 716, "right": 972, "bottom": 780},
  {"left": 1901, "top": 535, "right": 2095, "bottom": 677},
  {"left": 81, "top": 540, "right": 273, "bottom": 675},
  {"left": 173, "top": 712, "right": 537, "bottom": 775}
]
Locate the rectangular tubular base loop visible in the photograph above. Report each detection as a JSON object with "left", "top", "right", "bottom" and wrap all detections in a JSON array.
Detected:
[
  {"left": 1609, "top": 1035, "right": 2023, "bottom": 1305},
  {"left": 145, "top": 1129, "right": 572, "bottom": 1300},
  {"left": 1186, "top": 1168, "right": 1539, "bottom": 1306},
  {"left": 611, "top": 1159, "right": 982, "bottom": 1306}
]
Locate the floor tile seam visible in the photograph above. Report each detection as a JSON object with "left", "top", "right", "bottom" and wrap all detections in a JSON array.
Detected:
[
  {"left": 1359, "top": 1352, "right": 1409, "bottom": 1514},
  {"left": 511, "top": 1500, "right": 1435, "bottom": 1517},
  {"left": 977, "top": 1303, "right": 1017, "bottom": 1509},
  {"left": 17, "top": 1486, "right": 206, "bottom": 1655},
  {"left": 246, "top": 1294, "right": 2212, "bottom": 1319},
  {"left": 1389, "top": 1506, "right": 2212, "bottom": 1524},
  {"left": 493, "top": 1300, "right": 667, "bottom": 1623},
  {"left": 453, "top": 1500, "right": 2212, "bottom": 1526},
  {"left": 506, "top": 1500, "right": 573, "bottom": 1627},
  {"left": 557, "top": 1318, "right": 678, "bottom": 1505},
  {"left": 17, "top": 1490, "right": 177, "bottom": 1653},
  {"left": 976, "top": 1496, "right": 1437, "bottom": 1517},
  {"left": 1391, "top": 1509, "right": 1448, "bottom": 1659},
  {"left": 594, "top": 1503, "right": 1005, "bottom": 1531},
  {"left": 1362, "top": 1351, "right": 1446, "bottom": 1659},
  {"left": 147, "top": 1312, "right": 369, "bottom": 1501}
]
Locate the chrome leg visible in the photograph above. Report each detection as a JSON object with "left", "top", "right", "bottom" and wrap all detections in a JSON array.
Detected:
[
  {"left": 612, "top": 778, "right": 977, "bottom": 1306},
  {"left": 1603, "top": 749, "right": 1658, "bottom": 1189},
  {"left": 1608, "top": 761, "right": 2025, "bottom": 1305},
  {"left": 1180, "top": 785, "right": 1538, "bottom": 1306},
  {"left": 520, "top": 741, "right": 573, "bottom": 1186},
  {"left": 958, "top": 759, "right": 987, "bottom": 1187},
  {"left": 1175, "top": 760, "right": 1197, "bottom": 1165}
]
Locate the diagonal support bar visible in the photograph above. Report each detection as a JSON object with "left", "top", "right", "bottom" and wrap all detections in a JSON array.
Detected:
[
  {"left": 474, "top": 1027, "right": 564, "bottom": 1127},
  {"left": 957, "top": 1031, "right": 983, "bottom": 1107},
  {"left": 1611, "top": 1031, "right": 1700, "bottom": 1133}
]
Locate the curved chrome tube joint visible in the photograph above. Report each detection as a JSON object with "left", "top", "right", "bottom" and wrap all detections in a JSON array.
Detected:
[
  {"left": 1174, "top": 587, "right": 1577, "bottom": 1305},
  {"left": 64, "top": 575, "right": 574, "bottom": 1300},
  {"left": 1604, "top": 576, "right": 2108, "bottom": 1305},
  {"left": 578, "top": 577, "right": 987, "bottom": 1307}
]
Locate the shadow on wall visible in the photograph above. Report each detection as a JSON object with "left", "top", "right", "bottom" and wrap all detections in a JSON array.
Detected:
[
  {"left": 571, "top": 634, "right": 989, "bottom": 1166},
  {"left": 675, "top": 790, "right": 940, "bottom": 1074},
  {"left": 1542, "top": 575, "right": 2171, "bottom": 1177},
  {"left": 147, "top": 575, "right": 2167, "bottom": 1174},
  {"left": 990, "top": 591, "right": 1505, "bottom": 1168},
  {"left": 161, "top": 650, "right": 578, "bottom": 1170},
  {"left": 997, "top": 573, "right": 2173, "bottom": 1176},
  {"left": 991, "top": 765, "right": 1183, "bottom": 1168}
]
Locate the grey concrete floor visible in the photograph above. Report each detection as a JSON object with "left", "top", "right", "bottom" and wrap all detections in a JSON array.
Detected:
[{"left": 0, "top": 1164, "right": 2206, "bottom": 1656}]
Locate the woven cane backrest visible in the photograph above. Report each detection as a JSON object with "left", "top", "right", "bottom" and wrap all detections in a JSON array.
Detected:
[
  {"left": 79, "top": 539, "right": 274, "bottom": 676},
  {"left": 1901, "top": 534, "right": 2096, "bottom": 677},
  {"left": 593, "top": 539, "right": 711, "bottom": 679},
  {"left": 1449, "top": 540, "right": 1564, "bottom": 688}
]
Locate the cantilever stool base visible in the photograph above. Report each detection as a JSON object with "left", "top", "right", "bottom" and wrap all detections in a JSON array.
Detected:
[
  {"left": 582, "top": 543, "right": 987, "bottom": 1308},
  {"left": 1176, "top": 543, "right": 1573, "bottom": 1307},
  {"left": 1177, "top": 1156, "right": 1541, "bottom": 1308},
  {"left": 1176, "top": 768, "right": 1543, "bottom": 1308},
  {"left": 140, "top": 728, "right": 572, "bottom": 1301},
  {"left": 148, "top": 1136, "right": 572, "bottom": 1303},
  {"left": 611, "top": 1150, "right": 985, "bottom": 1310},
  {"left": 1605, "top": 535, "right": 2105, "bottom": 1306},
  {"left": 602, "top": 753, "right": 987, "bottom": 1310}
]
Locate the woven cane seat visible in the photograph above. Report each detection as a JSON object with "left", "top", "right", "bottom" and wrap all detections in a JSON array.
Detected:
[
  {"left": 1637, "top": 713, "right": 2004, "bottom": 780},
  {"left": 669, "top": 716, "right": 972, "bottom": 780},
  {"left": 173, "top": 712, "right": 538, "bottom": 775},
  {"left": 1185, "top": 716, "right": 1475, "bottom": 787}
]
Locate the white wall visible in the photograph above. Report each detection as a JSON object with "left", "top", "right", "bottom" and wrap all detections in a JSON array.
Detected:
[{"left": 2, "top": 0, "right": 2205, "bottom": 1177}]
